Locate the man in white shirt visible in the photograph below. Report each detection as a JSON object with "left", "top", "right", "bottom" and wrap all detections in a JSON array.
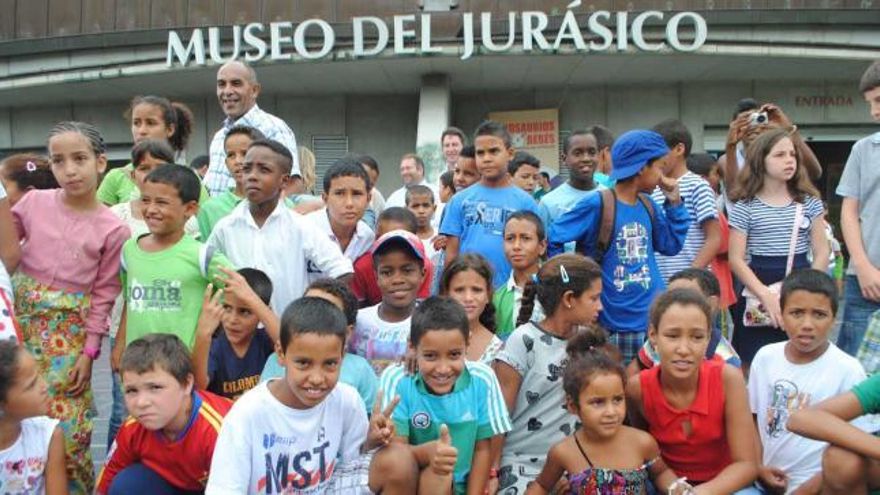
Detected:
[
  {"left": 385, "top": 154, "right": 438, "bottom": 208},
  {"left": 203, "top": 60, "right": 300, "bottom": 196}
]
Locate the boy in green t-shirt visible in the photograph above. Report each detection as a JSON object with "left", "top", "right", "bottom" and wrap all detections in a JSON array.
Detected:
[{"left": 114, "top": 165, "right": 232, "bottom": 365}]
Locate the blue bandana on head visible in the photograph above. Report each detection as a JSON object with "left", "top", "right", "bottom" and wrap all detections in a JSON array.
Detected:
[{"left": 610, "top": 130, "right": 670, "bottom": 181}]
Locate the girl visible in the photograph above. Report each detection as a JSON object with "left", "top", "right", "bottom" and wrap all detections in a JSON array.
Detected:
[
  {"left": 440, "top": 253, "right": 504, "bottom": 364},
  {"left": 728, "top": 128, "right": 829, "bottom": 366},
  {"left": 0, "top": 341, "right": 67, "bottom": 495},
  {"left": 494, "top": 211, "right": 547, "bottom": 340},
  {"left": 494, "top": 254, "right": 604, "bottom": 494},
  {"left": 98, "top": 95, "right": 194, "bottom": 205},
  {"left": 627, "top": 288, "right": 759, "bottom": 494},
  {"left": 0, "top": 180, "right": 20, "bottom": 343},
  {"left": 0, "top": 154, "right": 59, "bottom": 206},
  {"left": 527, "top": 327, "right": 678, "bottom": 495},
  {"left": 13, "top": 121, "right": 129, "bottom": 494}
]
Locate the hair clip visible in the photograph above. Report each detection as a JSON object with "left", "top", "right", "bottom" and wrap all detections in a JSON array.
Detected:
[
  {"left": 25, "top": 161, "right": 37, "bottom": 172},
  {"left": 559, "top": 265, "right": 570, "bottom": 284}
]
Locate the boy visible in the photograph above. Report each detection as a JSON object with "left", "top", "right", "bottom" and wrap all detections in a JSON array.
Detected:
[
  {"left": 359, "top": 154, "right": 385, "bottom": 230},
  {"left": 628, "top": 267, "right": 741, "bottom": 375},
  {"left": 307, "top": 157, "right": 376, "bottom": 277},
  {"left": 650, "top": 119, "right": 721, "bottom": 282},
  {"left": 538, "top": 129, "right": 603, "bottom": 252},
  {"left": 260, "top": 277, "right": 379, "bottom": 411},
  {"left": 351, "top": 207, "right": 434, "bottom": 307},
  {"left": 206, "top": 297, "right": 418, "bottom": 494},
  {"left": 836, "top": 60, "right": 880, "bottom": 357},
  {"left": 196, "top": 126, "right": 265, "bottom": 239},
  {"left": 115, "top": 164, "right": 233, "bottom": 354},
  {"left": 441, "top": 121, "right": 540, "bottom": 288},
  {"left": 548, "top": 129, "right": 690, "bottom": 362},
  {"left": 590, "top": 124, "right": 616, "bottom": 189},
  {"left": 192, "top": 267, "right": 277, "bottom": 401},
  {"left": 207, "top": 139, "right": 353, "bottom": 316},
  {"left": 97, "top": 334, "right": 232, "bottom": 494},
  {"left": 379, "top": 296, "right": 512, "bottom": 494},
  {"left": 406, "top": 184, "right": 440, "bottom": 259},
  {"left": 749, "top": 269, "right": 878, "bottom": 494},
  {"left": 508, "top": 151, "right": 542, "bottom": 196},
  {"left": 350, "top": 230, "right": 427, "bottom": 376},
  {"left": 453, "top": 145, "right": 479, "bottom": 192}
]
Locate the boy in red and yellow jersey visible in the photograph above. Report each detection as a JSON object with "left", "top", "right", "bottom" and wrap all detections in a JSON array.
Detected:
[{"left": 97, "top": 334, "right": 231, "bottom": 494}]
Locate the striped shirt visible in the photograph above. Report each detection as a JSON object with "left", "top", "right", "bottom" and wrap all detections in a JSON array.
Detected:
[
  {"left": 651, "top": 172, "right": 719, "bottom": 281},
  {"left": 728, "top": 195, "right": 823, "bottom": 257},
  {"left": 204, "top": 104, "right": 300, "bottom": 196}
]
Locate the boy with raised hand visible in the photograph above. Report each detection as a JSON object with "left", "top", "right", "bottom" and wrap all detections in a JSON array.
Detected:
[
  {"left": 755, "top": 269, "right": 879, "bottom": 494},
  {"left": 207, "top": 138, "right": 353, "bottom": 317},
  {"left": 548, "top": 130, "right": 690, "bottom": 363},
  {"left": 836, "top": 60, "right": 880, "bottom": 357},
  {"left": 650, "top": 119, "right": 721, "bottom": 282},
  {"left": 380, "top": 296, "right": 512, "bottom": 495},
  {"left": 97, "top": 334, "right": 232, "bottom": 494},
  {"left": 114, "top": 164, "right": 233, "bottom": 363},
  {"left": 441, "top": 121, "right": 540, "bottom": 288},
  {"left": 206, "top": 297, "right": 418, "bottom": 494}
]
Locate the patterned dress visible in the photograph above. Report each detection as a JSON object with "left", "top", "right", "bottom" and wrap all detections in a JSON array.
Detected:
[{"left": 566, "top": 434, "right": 656, "bottom": 495}]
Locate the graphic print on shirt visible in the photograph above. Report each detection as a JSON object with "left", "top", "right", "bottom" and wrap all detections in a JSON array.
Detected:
[
  {"left": 1, "top": 456, "right": 46, "bottom": 493},
  {"left": 612, "top": 222, "right": 651, "bottom": 291},
  {"left": 765, "top": 379, "right": 811, "bottom": 437},
  {"left": 128, "top": 277, "right": 182, "bottom": 312},
  {"left": 463, "top": 200, "right": 511, "bottom": 236},
  {"left": 258, "top": 430, "right": 336, "bottom": 494}
]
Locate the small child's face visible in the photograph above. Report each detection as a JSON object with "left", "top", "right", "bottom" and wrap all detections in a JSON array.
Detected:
[
  {"left": 453, "top": 157, "right": 479, "bottom": 191},
  {"left": 865, "top": 86, "right": 880, "bottom": 122},
  {"left": 2, "top": 350, "right": 49, "bottom": 420},
  {"left": 475, "top": 135, "right": 514, "bottom": 182},
  {"left": 445, "top": 269, "right": 489, "bottom": 326},
  {"left": 277, "top": 333, "right": 344, "bottom": 409},
  {"left": 242, "top": 146, "right": 288, "bottom": 206},
  {"left": 511, "top": 164, "right": 540, "bottom": 194},
  {"left": 224, "top": 133, "right": 252, "bottom": 187},
  {"left": 131, "top": 103, "right": 173, "bottom": 144},
  {"left": 564, "top": 134, "right": 599, "bottom": 184},
  {"left": 406, "top": 193, "right": 436, "bottom": 230},
  {"left": 413, "top": 329, "right": 467, "bottom": 395},
  {"left": 649, "top": 303, "right": 710, "bottom": 379},
  {"left": 48, "top": 131, "right": 106, "bottom": 199},
  {"left": 132, "top": 153, "right": 167, "bottom": 188},
  {"left": 503, "top": 218, "right": 546, "bottom": 272},
  {"left": 122, "top": 367, "right": 192, "bottom": 432},
  {"left": 568, "top": 371, "right": 625, "bottom": 440},
  {"left": 440, "top": 183, "right": 455, "bottom": 203},
  {"left": 570, "top": 279, "right": 603, "bottom": 326},
  {"left": 763, "top": 137, "right": 798, "bottom": 183},
  {"left": 222, "top": 291, "right": 261, "bottom": 346},
  {"left": 635, "top": 158, "right": 663, "bottom": 193},
  {"left": 782, "top": 290, "right": 834, "bottom": 362},
  {"left": 375, "top": 250, "right": 424, "bottom": 310},
  {"left": 323, "top": 176, "right": 369, "bottom": 231},
  {"left": 140, "top": 181, "right": 198, "bottom": 236},
  {"left": 667, "top": 279, "right": 718, "bottom": 313}
]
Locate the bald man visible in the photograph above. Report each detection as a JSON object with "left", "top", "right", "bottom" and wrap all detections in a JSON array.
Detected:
[{"left": 203, "top": 60, "right": 300, "bottom": 196}]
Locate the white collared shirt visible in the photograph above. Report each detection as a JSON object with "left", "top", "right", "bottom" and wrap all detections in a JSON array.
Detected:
[
  {"left": 207, "top": 201, "right": 352, "bottom": 316},
  {"left": 306, "top": 208, "right": 375, "bottom": 282},
  {"left": 204, "top": 104, "right": 300, "bottom": 196}
]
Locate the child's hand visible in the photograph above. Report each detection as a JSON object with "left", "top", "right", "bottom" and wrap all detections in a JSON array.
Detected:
[
  {"left": 659, "top": 175, "right": 681, "bottom": 205},
  {"left": 430, "top": 424, "right": 458, "bottom": 476},
  {"left": 726, "top": 113, "right": 750, "bottom": 146},
  {"left": 758, "top": 286, "right": 783, "bottom": 328},
  {"left": 216, "top": 267, "right": 263, "bottom": 311},
  {"left": 197, "top": 284, "right": 224, "bottom": 339},
  {"left": 763, "top": 103, "right": 793, "bottom": 129},
  {"left": 757, "top": 465, "right": 788, "bottom": 494},
  {"left": 433, "top": 235, "right": 448, "bottom": 251},
  {"left": 365, "top": 390, "right": 399, "bottom": 451},
  {"left": 67, "top": 354, "right": 94, "bottom": 397},
  {"left": 403, "top": 348, "right": 418, "bottom": 375}
]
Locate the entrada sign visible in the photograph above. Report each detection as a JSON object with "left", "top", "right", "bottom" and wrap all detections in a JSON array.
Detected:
[{"left": 167, "top": 10, "right": 708, "bottom": 67}]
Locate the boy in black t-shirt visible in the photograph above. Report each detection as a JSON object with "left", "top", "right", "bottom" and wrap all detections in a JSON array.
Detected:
[{"left": 192, "top": 267, "right": 279, "bottom": 400}]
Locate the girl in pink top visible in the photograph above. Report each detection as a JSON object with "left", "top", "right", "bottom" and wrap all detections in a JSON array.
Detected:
[
  {"left": 626, "top": 288, "right": 759, "bottom": 494},
  {"left": 12, "top": 121, "right": 129, "bottom": 494}
]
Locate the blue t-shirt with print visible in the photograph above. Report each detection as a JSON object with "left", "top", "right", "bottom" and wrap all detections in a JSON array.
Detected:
[
  {"left": 440, "top": 184, "right": 539, "bottom": 288},
  {"left": 207, "top": 328, "right": 275, "bottom": 400},
  {"left": 548, "top": 191, "right": 691, "bottom": 333}
]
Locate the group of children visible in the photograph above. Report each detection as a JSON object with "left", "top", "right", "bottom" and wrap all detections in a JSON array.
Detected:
[{"left": 1, "top": 61, "right": 880, "bottom": 495}]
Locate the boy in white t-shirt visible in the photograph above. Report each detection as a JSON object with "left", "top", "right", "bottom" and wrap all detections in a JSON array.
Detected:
[
  {"left": 206, "top": 296, "right": 417, "bottom": 494},
  {"left": 748, "top": 269, "right": 879, "bottom": 494}
]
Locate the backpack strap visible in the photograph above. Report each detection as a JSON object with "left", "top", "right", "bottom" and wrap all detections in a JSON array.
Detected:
[
  {"left": 637, "top": 193, "right": 656, "bottom": 222},
  {"left": 595, "top": 189, "right": 617, "bottom": 264}
]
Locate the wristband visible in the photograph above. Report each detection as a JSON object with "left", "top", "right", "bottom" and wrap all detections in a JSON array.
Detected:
[{"left": 83, "top": 346, "right": 101, "bottom": 360}]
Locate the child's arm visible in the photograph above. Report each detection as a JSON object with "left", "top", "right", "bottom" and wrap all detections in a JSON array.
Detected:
[
  {"left": 625, "top": 374, "right": 649, "bottom": 430},
  {"left": 809, "top": 212, "right": 831, "bottom": 272},
  {"left": 466, "top": 438, "right": 492, "bottom": 495},
  {"left": 753, "top": 415, "right": 789, "bottom": 494},
  {"left": 729, "top": 227, "right": 784, "bottom": 327},
  {"left": 722, "top": 114, "right": 750, "bottom": 195},
  {"left": 787, "top": 390, "right": 880, "bottom": 459},
  {"left": 111, "top": 302, "right": 127, "bottom": 373},
  {"left": 641, "top": 432, "right": 680, "bottom": 493},
  {"left": 217, "top": 267, "right": 280, "bottom": 343},
  {"left": 525, "top": 443, "right": 567, "bottom": 495},
  {"left": 688, "top": 180, "right": 722, "bottom": 268},
  {"left": 841, "top": 197, "right": 880, "bottom": 301},
  {"left": 649, "top": 191, "right": 691, "bottom": 257},
  {"left": 192, "top": 284, "right": 223, "bottom": 391},
  {"left": 45, "top": 426, "right": 68, "bottom": 495},
  {"left": 697, "top": 366, "right": 758, "bottom": 494},
  {"left": 0, "top": 194, "right": 20, "bottom": 274},
  {"left": 546, "top": 193, "right": 601, "bottom": 258},
  {"left": 443, "top": 236, "right": 460, "bottom": 269}
]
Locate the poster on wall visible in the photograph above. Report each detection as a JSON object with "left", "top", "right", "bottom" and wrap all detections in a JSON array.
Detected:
[{"left": 487, "top": 109, "right": 560, "bottom": 172}]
